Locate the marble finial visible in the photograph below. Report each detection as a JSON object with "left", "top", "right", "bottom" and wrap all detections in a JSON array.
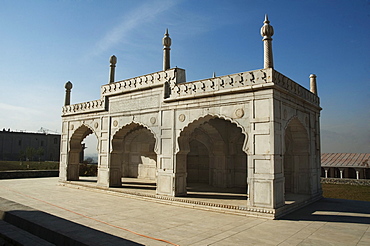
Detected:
[
  {"left": 162, "top": 28, "right": 171, "bottom": 48},
  {"left": 261, "top": 14, "right": 274, "bottom": 39},
  {"left": 310, "top": 74, "right": 318, "bottom": 95},
  {"left": 163, "top": 29, "right": 171, "bottom": 70},
  {"left": 65, "top": 81, "right": 73, "bottom": 90},
  {"left": 110, "top": 55, "right": 117, "bottom": 65},
  {"left": 64, "top": 81, "right": 73, "bottom": 106},
  {"left": 109, "top": 55, "right": 117, "bottom": 83},
  {"left": 264, "top": 14, "right": 269, "bottom": 24},
  {"left": 261, "top": 15, "right": 274, "bottom": 69}
]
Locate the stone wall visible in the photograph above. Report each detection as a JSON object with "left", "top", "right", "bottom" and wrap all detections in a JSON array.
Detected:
[
  {"left": 0, "top": 170, "right": 59, "bottom": 179},
  {"left": 321, "top": 178, "right": 370, "bottom": 186},
  {"left": 0, "top": 131, "right": 61, "bottom": 162}
]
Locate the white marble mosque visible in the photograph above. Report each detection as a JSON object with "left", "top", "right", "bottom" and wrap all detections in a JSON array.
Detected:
[{"left": 59, "top": 16, "right": 322, "bottom": 218}]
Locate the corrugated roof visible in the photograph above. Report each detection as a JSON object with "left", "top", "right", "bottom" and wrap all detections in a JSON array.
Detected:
[{"left": 321, "top": 153, "right": 370, "bottom": 168}]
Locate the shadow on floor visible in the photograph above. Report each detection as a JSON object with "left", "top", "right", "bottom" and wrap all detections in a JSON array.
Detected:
[
  {"left": 0, "top": 197, "right": 143, "bottom": 246},
  {"left": 187, "top": 183, "right": 247, "bottom": 200},
  {"left": 78, "top": 177, "right": 98, "bottom": 183},
  {"left": 75, "top": 177, "right": 249, "bottom": 202},
  {"left": 121, "top": 185, "right": 157, "bottom": 190},
  {"left": 281, "top": 198, "right": 370, "bottom": 224},
  {"left": 3, "top": 210, "right": 144, "bottom": 246}
]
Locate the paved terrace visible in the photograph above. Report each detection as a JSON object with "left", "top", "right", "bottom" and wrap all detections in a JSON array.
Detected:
[{"left": 0, "top": 177, "right": 369, "bottom": 245}]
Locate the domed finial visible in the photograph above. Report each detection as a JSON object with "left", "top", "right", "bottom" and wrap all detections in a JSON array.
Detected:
[
  {"left": 261, "top": 14, "right": 274, "bottom": 39},
  {"left": 109, "top": 55, "right": 117, "bottom": 83},
  {"left": 110, "top": 55, "right": 117, "bottom": 65},
  {"left": 64, "top": 81, "right": 73, "bottom": 106},
  {"left": 65, "top": 81, "right": 73, "bottom": 90},
  {"left": 162, "top": 29, "right": 171, "bottom": 70},
  {"left": 162, "top": 28, "right": 172, "bottom": 48},
  {"left": 261, "top": 14, "right": 274, "bottom": 69}
]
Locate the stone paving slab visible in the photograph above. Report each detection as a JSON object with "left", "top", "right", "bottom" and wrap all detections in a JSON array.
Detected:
[{"left": 0, "top": 177, "right": 369, "bottom": 246}]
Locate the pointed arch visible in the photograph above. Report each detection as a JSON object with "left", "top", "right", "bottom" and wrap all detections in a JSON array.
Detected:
[
  {"left": 284, "top": 116, "right": 308, "bottom": 135},
  {"left": 112, "top": 121, "right": 159, "bottom": 155},
  {"left": 67, "top": 124, "right": 99, "bottom": 181},
  {"left": 110, "top": 122, "right": 158, "bottom": 185},
  {"left": 69, "top": 124, "right": 99, "bottom": 150},
  {"left": 177, "top": 115, "right": 248, "bottom": 195},
  {"left": 185, "top": 123, "right": 226, "bottom": 186},
  {"left": 283, "top": 117, "right": 310, "bottom": 196},
  {"left": 177, "top": 114, "right": 249, "bottom": 155}
]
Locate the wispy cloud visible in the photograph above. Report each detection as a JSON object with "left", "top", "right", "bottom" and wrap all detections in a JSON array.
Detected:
[
  {"left": 0, "top": 103, "right": 43, "bottom": 115},
  {"left": 0, "top": 102, "right": 60, "bottom": 132},
  {"left": 91, "top": 0, "right": 180, "bottom": 57}
]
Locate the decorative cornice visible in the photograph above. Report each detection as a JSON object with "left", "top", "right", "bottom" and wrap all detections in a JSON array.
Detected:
[
  {"left": 165, "top": 68, "right": 273, "bottom": 102},
  {"left": 164, "top": 68, "right": 319, "bottom": 107},
  {"left": 272, "top": 70, "right": 320, "bottom": 106},
  {"left": 62, "top": 98, "right": 106, "bottom": 116},
  {"left": 101, "top": 68, "right": 184, "bottom": 97},
  {"left": 62, "top": 68, "right": 320, "bottom": 117}
]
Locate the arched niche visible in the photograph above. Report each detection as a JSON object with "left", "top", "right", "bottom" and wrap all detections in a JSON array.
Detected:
[
  {"left": 283, "top": 117, "right": 310, "bottom": 197},
  {"left": 111, "top": 123, "right": 157, "bottom": 186},
  {"left": 177, "top": 115, "right": 248, "bottom": 196}
]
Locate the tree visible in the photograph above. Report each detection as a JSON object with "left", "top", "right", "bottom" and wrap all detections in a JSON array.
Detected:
[
  {"left": 84, "top": 157, "right": 93, "bottom": 164},
  {"left": 35, "top": 147, "right": 44, "bottom": 162},
  {"left": 25, "top": 147, "right": 35, "bottom": 161},
  {"left": 19, "top": 150, "right": 26, "bottom": 161}
]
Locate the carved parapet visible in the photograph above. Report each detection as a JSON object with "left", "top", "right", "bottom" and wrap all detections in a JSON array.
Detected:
[
  {"left": 272, "top": 70, "right": 320, "bottom": 106},
  {"left": 165, "top": 69, "right": 273, "bottom": 102},
  {"left": 62, "top": 98, "right": 106, "bottom": 116},
  {"left": 101, "top": 68, "right": 185, "bottom": 97},
  {"left": 165, "top": 68, "right": 319, "bottom": 107}
]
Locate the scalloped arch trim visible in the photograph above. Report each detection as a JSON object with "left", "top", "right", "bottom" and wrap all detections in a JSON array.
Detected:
[
  {"left": 112, "top": 121, "right": 159, "bottom": 154},
  {"left": 178, "top": 114, "right": 249, "bottom": 155},
  {"left": 69, "top": 123, "right": 98, "bottom": 143}
]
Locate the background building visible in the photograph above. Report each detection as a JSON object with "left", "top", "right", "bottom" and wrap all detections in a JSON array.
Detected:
[
  {"left": 0, "top": 129, "right": 60, "bottom": 161},
  {"left": 321, "top": 153, "right": 370, "bottom": 179}
]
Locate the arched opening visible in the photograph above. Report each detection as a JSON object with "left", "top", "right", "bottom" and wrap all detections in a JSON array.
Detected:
[
  {"left": 111, "top": 123, "right": 157, "bottom": 190},
  {"left": 187, "top": 139, "right": 210, "bottom": 184},
  {"left": 67, "top": 125, "right": 98, "bottom": 181},
  {"left": 283, "top": 118, "right": 310, "bottom": 202},
  {"left": 178, "top": 116, "right": 248, "bottom": 201},
  {"left": 80, "top": 134, "right": 98, "bottom": 178}
]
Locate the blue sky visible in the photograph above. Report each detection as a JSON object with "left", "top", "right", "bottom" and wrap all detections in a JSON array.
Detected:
[{"left": 0, "top": 0, "right": 369, "bottom": 154}]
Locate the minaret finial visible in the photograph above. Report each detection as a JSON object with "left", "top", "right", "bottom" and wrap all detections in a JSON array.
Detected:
[
  {"left": 162, "top": 29, "right": 171, "bottom": 71},
  {"left": 64, "top": 81, "right": 73, "bottom": 106},
  {"left": 261, "top": 14, "right": 274, "bottom": 69},
  {"left": 310, "top": 74, "right": 318, "bottom": 95},
  {"left": 109, "top": 55, "right": 117, "bottom": 84},
  {"left": 264, "top": 14, "right": 269, "bottom": 24}
]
